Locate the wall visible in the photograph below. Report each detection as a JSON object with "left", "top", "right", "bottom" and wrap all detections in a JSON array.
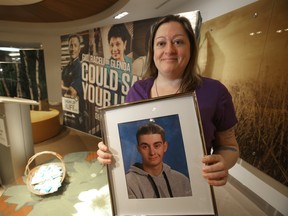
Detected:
[
  {"left": 198, "top": 0, "right": 288, "bottom": 215},
  {"left": 0, "top": 0, "right": 286, "bottom": 214},
  {"left": 199, "top": 0, "right": 288, "bottom": 183}
]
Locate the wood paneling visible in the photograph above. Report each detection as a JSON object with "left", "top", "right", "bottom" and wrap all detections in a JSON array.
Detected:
[{"left": 0, "top": 0, "right": 119, "bottom": 22}]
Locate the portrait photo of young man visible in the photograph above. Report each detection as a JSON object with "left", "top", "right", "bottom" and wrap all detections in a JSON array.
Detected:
[{"left": 118, "top": 115, "right": 192, "bottom": 199}]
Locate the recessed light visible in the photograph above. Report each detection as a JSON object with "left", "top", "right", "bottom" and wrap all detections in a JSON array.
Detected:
[{"left": 114, "top": 12, "right": 129, "bottom": 20}]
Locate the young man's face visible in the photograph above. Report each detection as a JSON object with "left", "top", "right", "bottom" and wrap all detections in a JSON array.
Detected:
[
  {"left": 109, "top": 37, "right": 126, "bottom": 61},
  {"left": 137, "top": 134, "right": 167, "bottom": 168},
  {"left": 68, "top": 37, "right": 81, "bottom": 60}
]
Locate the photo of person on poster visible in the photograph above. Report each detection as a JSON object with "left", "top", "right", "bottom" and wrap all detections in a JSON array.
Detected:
[
  {"left": 105, "top": 23, "right": 133, "bottom": 105},
  {"left": 61, "top": 34, "right": 87, "bottom": 131}
]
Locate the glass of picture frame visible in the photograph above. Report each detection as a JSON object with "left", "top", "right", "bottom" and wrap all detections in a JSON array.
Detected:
[{"left": 100, "top": 92, "right": 218, "bottom": 216}]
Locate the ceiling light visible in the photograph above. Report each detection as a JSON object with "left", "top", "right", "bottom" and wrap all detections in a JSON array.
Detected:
[
  {"left": 0, "top": 47, "right": 20, "bottom": 52},
  {"left": 11, "top": 57, "right": 20, "bottom": 61},
  {"left": 9, "top": 52, "right": 20, "bottom": 57},
  {"left": 114, "top": 12, "right": 128, "bottom": 19}
]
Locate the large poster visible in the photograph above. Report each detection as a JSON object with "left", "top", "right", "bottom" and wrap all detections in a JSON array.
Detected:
[{"left": 60, "top": 12, "right": 202, "bottom": 137}]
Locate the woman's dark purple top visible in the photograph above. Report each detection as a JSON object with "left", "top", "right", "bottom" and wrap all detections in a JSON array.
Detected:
[{"left": 126, "top": 77, "right": 238, "bottom": 153}]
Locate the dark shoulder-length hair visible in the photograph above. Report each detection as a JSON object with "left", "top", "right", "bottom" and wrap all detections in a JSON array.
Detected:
[
  {"left": 143, "top": 14, "right": 202, "bottom": 92},
  {"left": 108, "top": 23, "right": 131, "bottom": 55}
]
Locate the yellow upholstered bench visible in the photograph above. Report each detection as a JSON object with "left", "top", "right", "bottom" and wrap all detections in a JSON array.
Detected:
[{"left": 30, "top": 109, "right": 61, "bottom": 143}]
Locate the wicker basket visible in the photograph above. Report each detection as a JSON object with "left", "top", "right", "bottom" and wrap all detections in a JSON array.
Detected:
[{"left": 24, "top": 151, "right": 66, "bottom": 196}]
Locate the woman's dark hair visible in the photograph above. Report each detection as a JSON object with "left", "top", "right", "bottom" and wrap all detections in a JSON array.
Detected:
[
  {"left": 144, "top": 14, "right": 202, "bottom": 92},
  {"left": 108, "top": 23, "right": 131, "bottom": 55}
]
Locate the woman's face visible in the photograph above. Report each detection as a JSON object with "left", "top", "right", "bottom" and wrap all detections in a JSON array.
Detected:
[
  {"left": 109, "top": 37, "right": 126, "bottom": 61},
  {"left": 153, "top": 21, "right": 190, "bottom": 79}
]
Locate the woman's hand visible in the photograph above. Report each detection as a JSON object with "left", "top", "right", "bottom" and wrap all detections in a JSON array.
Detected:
[
  {"left": 97, "top": 141, "right": 113, "bottom": 164},
  {"left": 202, "top": 127, "right": 239, "bottom": 186},
  {"left": 202, "top": 154, "right": 229, "bottom": 186}
]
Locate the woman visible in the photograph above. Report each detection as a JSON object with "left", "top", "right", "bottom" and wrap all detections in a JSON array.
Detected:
[
  {"left": 108, "top": 23, "right": 131, "bottom": 62},
  {"left": 98, "top": 15, "right": 239, "bottom": 186},
  {"left": 106, "top": 24, "right": 133, "bottom": 104}
]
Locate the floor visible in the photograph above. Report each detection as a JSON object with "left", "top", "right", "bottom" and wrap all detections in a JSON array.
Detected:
[
  {"left": 214, "top": 182, "right": 268, "bottom": 216},
  {"left": 0, "top": 124, "right": 269, "bottom": 216},
  {"left": 32, "top": 126, "right": 100, "bottom": 164}
]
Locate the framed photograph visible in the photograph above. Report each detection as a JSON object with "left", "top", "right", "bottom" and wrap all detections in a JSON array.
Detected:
[{"left": 100, "top": 92, "right": 218, "bottom": 216}]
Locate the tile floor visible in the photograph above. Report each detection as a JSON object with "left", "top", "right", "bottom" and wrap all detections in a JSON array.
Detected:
[{"left": 0, "top": 125, "right": 270, "bottom": 216}]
